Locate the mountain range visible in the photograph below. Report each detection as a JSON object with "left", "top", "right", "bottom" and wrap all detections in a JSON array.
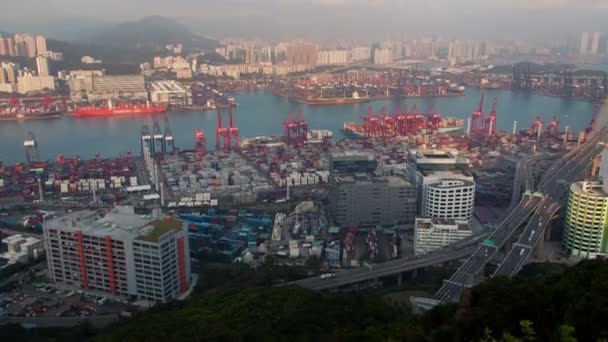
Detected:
[
  {"left": 87, "top": 16, "right": 217, "bottom": 51},
  {"left": 4, "top": 17, "right": 218, "bottom": 66}
]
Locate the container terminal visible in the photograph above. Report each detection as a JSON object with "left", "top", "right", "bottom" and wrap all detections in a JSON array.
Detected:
[
  {"left": 272, "top": 69, "right": 465, "bottom": 104},
  {"left": 0, "top": 98, "right": 600, "bottom": 271}
]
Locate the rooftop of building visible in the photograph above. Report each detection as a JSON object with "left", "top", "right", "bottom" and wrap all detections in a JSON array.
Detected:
[
  {"left": 419, "top": 169, "right": 472, "bottom": 178},
  {"left": 571, "top": 181, "right": 608, "bottom": 198},
  {"left": 409, "top": 149, "right": 470, "bottom": 167},
  {"left": 334, "top": 172, "right": 412, "bottom": 187},
  {"left": 330, "top": 150, "right": 376, "bottom": 161},
  {"left": 415, "top": 217, "right": 471, "bottom": 231},
  {"left": 45, "top": 206, "right": 182, "bottom": 243},
  {"left": 136, "top": 219, "right": 183, "bottom": 243},
  {"left": 2, "top": 234, "right": 42, "bottom": 245},
  {"left": 428, "top": 178, "right": 475, "bottom": 189}
]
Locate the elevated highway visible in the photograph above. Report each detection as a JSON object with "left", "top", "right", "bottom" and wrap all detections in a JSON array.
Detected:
[
  {"left": 289, "top": 233, "right": 485, "bottom": 291},
  {"left": 431, "top": 124, "right": 608, "bottom": 303}
]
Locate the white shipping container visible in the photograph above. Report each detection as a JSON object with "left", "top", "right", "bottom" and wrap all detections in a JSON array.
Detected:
[
  {"left": 60, "top": 183, "right": 69, "bottom": 193},
  {"left": 130, "top": 177, "right": 138, "bottom": 186}
]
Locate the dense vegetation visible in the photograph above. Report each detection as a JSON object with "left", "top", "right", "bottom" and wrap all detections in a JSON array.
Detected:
[
  {"left": 93, "top": 259, "right": 608, "bottom": 342},
  {"left": 3, "top": 260, "right": 608, "bottom": 341}
]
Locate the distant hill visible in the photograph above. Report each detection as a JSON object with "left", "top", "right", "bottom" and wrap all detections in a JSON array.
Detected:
[
  {"left": 89, "top": 16, "right": 217, "bottom": 52},
  {"left": 45, "top": 17, "right": 218, "bottom": 67}
]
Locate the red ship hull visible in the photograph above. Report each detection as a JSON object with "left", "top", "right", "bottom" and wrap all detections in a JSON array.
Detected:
[{"left": 74, "top": 104, "right": 167, "bottom": 116}]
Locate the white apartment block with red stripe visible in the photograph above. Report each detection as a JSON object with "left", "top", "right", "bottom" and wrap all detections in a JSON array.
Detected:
[{"left": 43, "top": 206, "right": 191, "bottom": 303}]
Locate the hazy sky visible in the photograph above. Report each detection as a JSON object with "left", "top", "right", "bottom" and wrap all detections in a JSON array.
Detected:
[{"left": 2, "top": 0, "right": 607, "bottom": 40}]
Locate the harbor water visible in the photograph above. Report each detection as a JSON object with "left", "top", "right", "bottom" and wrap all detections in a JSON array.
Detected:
[{"left": 0, "top": 88, "right": 597, "bottom": 164}]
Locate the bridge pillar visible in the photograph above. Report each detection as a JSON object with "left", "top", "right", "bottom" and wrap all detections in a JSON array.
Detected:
[
  {"left": 411, "top": 269, "right": 418, "bottom": 280},
  {"left": 534, "top": 238, "right": 544, "bottom": 259},
  {"left": 397, "top": 273, "right": 403, "bottom": 287}
]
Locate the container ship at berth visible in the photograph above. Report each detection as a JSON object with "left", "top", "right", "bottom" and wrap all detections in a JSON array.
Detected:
[
  {"left": 0, "top": 107, "right": 62, "bottom": 121},
  {"left": 74, "top": 100, "right": 167, "bottom": 117},
  {"left": 344, "top": 117, "right": 465, "bottom": 137},
  {"left": 0, "top": 96, "right": 63, "bottom": 121},
  {"left": 300, "top": 91, "right": 370, "bottom": 105}
]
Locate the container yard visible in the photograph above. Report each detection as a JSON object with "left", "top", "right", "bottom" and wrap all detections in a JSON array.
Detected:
[
  {"left": 0, "top": 153, "right": 140, "bottom": 204},
  {"left": 272, "top": 69, "right": 464, "bottom": 104},
  {"left": 159, "top": 150, "right": 274, "bottom": 207}
]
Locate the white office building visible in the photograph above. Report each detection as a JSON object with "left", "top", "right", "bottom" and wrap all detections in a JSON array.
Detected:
[
  {"left": 43, "top": 206, "right": 192, "bottom": 303},
  {"left": 1, "top": 234, "right": 44, "bottom": 265},
  {"left": 414, "top": 217, "right": 473, "bottom": 255},
  {"left": 407, "top": 150, "right": 475, "bottom": 221},
  {"left": 423, "top": 179, "right": 475, "bottom": 221}
]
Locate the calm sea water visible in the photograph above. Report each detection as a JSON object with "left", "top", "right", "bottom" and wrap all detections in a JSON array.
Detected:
[{"left": 0, "top": 88, "right": 596, "bottom": 164}]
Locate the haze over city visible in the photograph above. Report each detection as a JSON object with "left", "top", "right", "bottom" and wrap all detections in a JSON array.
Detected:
[
  {"left": 2, "top": 0, "right": 608, "bottom": 40},
  {"left": 1, "top": 1, "right": 608, "bottom": 341}
]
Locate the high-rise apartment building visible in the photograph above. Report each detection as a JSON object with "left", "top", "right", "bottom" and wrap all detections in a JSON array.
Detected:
[
  {"left": 590, "top": 32, "right": 601, "bottom": 56},
  {"left": 562, "top": 181, "right": 608, "bottom": 259},
  {"left": 0, "top": 37, "right": 7, "bottom": 56},
  {"left": 5, "top": 37, "right": 15, "bottom": 57},
  {"left": 448, "top": 40, "right": 486, "bottom": 64},
  {"left": 44, "top": 206, "right": 192, "bottom": 302},
  {"left": 14, "top": 34, "right": 26, "bottom": 57},
  {"left": 35, "top": 35, "right": 47, "bottom": 55},
  {"left": 17, "top": 75, "right": 55, "bottom": 94},
  {"left": 36, "top": 55, "right": 50, "bottom": 77},
  {"left": 316, "top": 50, "right": 349, "bottom": 66},
  {"left": 1, "top": 63, "right": 18, "bottom": 83},
  {"left": 351, "top": 47, "right": 371, "bottom": 62},
  {"left": 373, "top": 48, "right": 393, "bottom": 65},
  {"left": 287, "top": 43, "right": 317, "bottom": 66},
  {"left": 24, "top": 35, "right": 37, "bottom": 58},
  {"left": 580, "top": 32, "right": 590, "bottom": 56}
]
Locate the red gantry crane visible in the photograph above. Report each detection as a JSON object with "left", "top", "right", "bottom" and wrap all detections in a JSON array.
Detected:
[
  {"left": 471, "top": 92, "right": 485, "bottom": 133},
  {"left": 484, "top": 97, "right": 498, "bottom": 136}
]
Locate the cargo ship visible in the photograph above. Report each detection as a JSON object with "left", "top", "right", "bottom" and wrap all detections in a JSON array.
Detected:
[
  {"left": 343, "top": 117, "right": 465, "bottom": 137},
  {"left": 0, "top": 107, "right": 62, "bottom": 121},
  {"left": 74, "top": 100, "right": 167, "bottom": 117},
  {"left": 300, "top": 91, "right": 370, "bottom": 105}
]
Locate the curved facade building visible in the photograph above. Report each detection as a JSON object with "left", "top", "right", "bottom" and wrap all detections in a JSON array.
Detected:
[
  {"left": 423, "top": 179, "right": 475, "bottom": 221},
  {"left": 563, "top": 181, "right": 608, "bottom": 259}
]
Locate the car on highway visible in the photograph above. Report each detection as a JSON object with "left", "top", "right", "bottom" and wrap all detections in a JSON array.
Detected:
[{"left": 319, "top": 273, "right": 336, "bottom": 280}]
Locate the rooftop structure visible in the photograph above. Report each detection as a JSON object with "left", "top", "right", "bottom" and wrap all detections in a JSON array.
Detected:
[{"left": 329, "top": 151, "right": 377, "bottom": 175}]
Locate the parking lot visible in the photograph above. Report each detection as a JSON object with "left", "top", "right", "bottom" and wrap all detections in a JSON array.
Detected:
[{"left": 1, "top": 281, "right": 133, "bottom": 319}]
